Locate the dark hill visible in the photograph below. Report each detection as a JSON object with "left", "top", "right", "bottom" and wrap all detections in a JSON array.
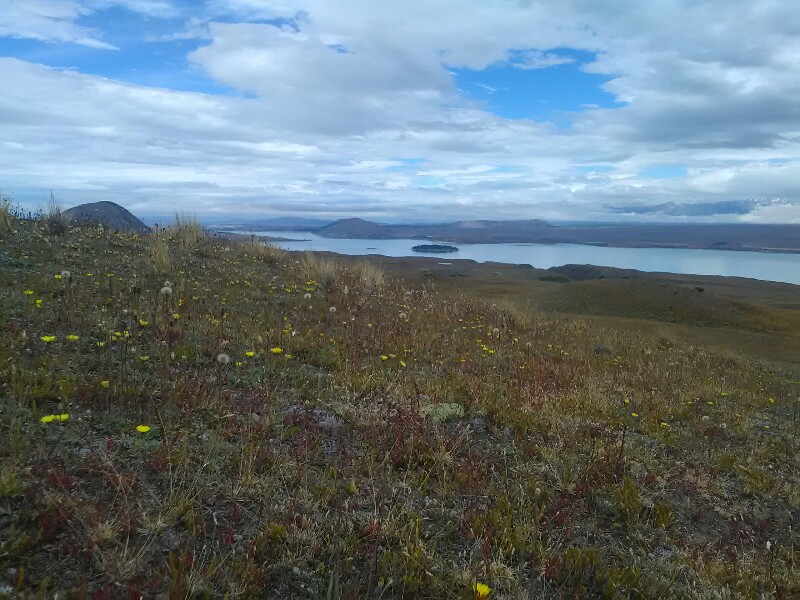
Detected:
[
  {"left": 64, "top": 201, "right": 149, "bottom": 232},
  {"left": 316, "top": 218, "right": 391, "bottom": 238}
]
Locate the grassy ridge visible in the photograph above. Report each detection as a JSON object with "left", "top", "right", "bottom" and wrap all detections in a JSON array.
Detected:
[
  {"left": 361, "top": 256, "right": 800, "bottom": 365},
  {"left": 0, "top": 217, "right": 798, "bottom": 598},
  {"left": 532, "top": 279, "right": 800, "bottom": 334}
]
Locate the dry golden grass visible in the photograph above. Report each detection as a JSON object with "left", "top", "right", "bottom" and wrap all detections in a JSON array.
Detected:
[
  {"left": 236, "top": 235, "right": 285, "bottom": 264},
  {"left": 149, "top": 230, "right": 171, "bottom": 274}
]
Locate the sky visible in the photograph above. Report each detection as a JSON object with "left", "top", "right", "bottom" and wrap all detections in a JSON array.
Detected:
[{"left": 1, "top": 0, "right": 800, "bottom": 223}]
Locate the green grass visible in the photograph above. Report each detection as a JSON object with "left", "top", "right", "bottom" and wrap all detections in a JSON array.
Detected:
[{"left": 0, "top": 216, "right": 798, "bottom": 598}]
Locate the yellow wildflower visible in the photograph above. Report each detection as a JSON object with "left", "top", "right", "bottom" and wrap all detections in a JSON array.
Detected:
[
  {"left": 100, "top": 380, "right": 110, "bottom": 389},
  {"left": 41, "top": 413, "right": 69, "bottom": 423},
  {"left": 139, "top": 355, "right": 150, "bottom": 361},
  {"left": 35, "top": 299, "right": 43, "bottom": 308},
  {"left": 631, "top": 412, "right": 639, "bottom": 418},
  {"left": 380, "top": 355, "right": 388, "bottom": 361},
  {"left": 66, "top": 334, "right": 79, "bottom": 342},
  {"left": 270, "top": 347, "right": 283, "bottom": 355},
  {"left": 23, "top": 289, "right": 34, "bottom": 295},
  {"left": 245, "top": 351, "right": 256, "bottom": 358},
  {"left": 40, "top": 335, "right": 56, "bottom": 343},
  {"left": 136, "top": 424, "right": 151, "bottom": 433},
  {"left": 138, "top": 319, "right": 149, "bottom": 327},
  {"left": 473, "top": 582, "right": 491, "bottom": 599}
]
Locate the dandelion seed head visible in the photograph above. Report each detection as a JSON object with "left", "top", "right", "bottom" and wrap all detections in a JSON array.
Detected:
[
  {"left": 329, "top": 306, "right": 336, "bottom": 313},
  {"left": 160, "top": 286, "right": 173, "bottom": 296},
  {"left": 303, "top": 293, "right": 312, "bottom": 300},
  {"left": 60, "top": 270, "right": 71, "bottom": 279},
  {"left": 217, "top": 352, "right": 230, "bottom": 365},
  {"left": 399, "top": 312, "right": 408, "bottom": 321}
]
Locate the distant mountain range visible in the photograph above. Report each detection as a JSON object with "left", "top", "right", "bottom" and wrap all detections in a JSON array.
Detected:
[
  {"left": 309, "top": 218, "right": 800, "bottom": 252},
  {"left": 216, "top": 216, "right": 334, "bottom": 230},
  {"left": 315, "top": 218, "right": 554, "bottom": 242},
  {"left": 61, "top": 203, "right": 800, "bottom": 253}
]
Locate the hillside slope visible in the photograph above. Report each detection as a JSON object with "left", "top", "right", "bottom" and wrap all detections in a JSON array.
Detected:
[{"left": 0, "top": 217, "right": 797, "bottom": 598}]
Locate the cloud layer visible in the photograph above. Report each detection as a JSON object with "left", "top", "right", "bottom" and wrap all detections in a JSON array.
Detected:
[{"left": 1, "top": 0, "right": 799, "bottom": 222}]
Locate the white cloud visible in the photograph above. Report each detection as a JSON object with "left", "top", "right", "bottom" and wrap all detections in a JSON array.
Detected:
[
  {"left": 2, "top": 1, "right": 800, "bottom": 222},
  {"left": 508, "top": 50, "right": 576, "bottom": 70},
  {"left": 0, "top": 0, "right": 180, "bottom": 47},
  {"left": 0, "top": 0, "right": 115, "bottom": 48}
]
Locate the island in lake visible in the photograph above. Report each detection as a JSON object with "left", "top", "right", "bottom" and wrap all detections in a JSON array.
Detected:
[{"left": 412, "top": 244, "right": 458, "bottom": 253}]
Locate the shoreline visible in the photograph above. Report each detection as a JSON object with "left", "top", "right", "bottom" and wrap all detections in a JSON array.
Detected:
[{"left": 210, "top": 228, "right": 800, "bottom": 254}]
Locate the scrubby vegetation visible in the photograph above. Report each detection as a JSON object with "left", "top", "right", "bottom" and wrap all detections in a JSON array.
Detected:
[{"left": 0, "top": 213, "right": 797, "bottom": 598}]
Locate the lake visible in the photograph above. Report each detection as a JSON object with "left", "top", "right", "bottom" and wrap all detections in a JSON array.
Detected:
[{"left": 232, "top": 230, "right": 800, "bottom": 285}]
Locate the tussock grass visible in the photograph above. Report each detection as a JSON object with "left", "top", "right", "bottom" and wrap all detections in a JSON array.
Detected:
[
  {"left": 169, "top": 212, "right": 203, "bottom": 249},
  {"left": 301, "top": 251, "right": 340, "bottom": 290},
  {"left": 149, "top": 230, "right": 171, "bottom": 274},
  {"left": 353, "top": 260, "right": 385, "bottom": 293},
  {"left": 237, "top": 235, "right": 285, "bottom": 264},
  {"left": 0, "top": 196, "right": 12, "bottom": 234},
  {"left": 0, "top": 210, "right": 798, "bottom": 598},
  {"left": 43, "top": 192, "right": 68, "bottom": 236}
]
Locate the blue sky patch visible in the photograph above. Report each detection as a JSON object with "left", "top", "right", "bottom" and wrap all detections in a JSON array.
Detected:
[
  {"left": 640, "top": 164, "right": 688, "bottom": 179},
  {"left": 452, "top": 50, "right": 622, "bottom": 126}
]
